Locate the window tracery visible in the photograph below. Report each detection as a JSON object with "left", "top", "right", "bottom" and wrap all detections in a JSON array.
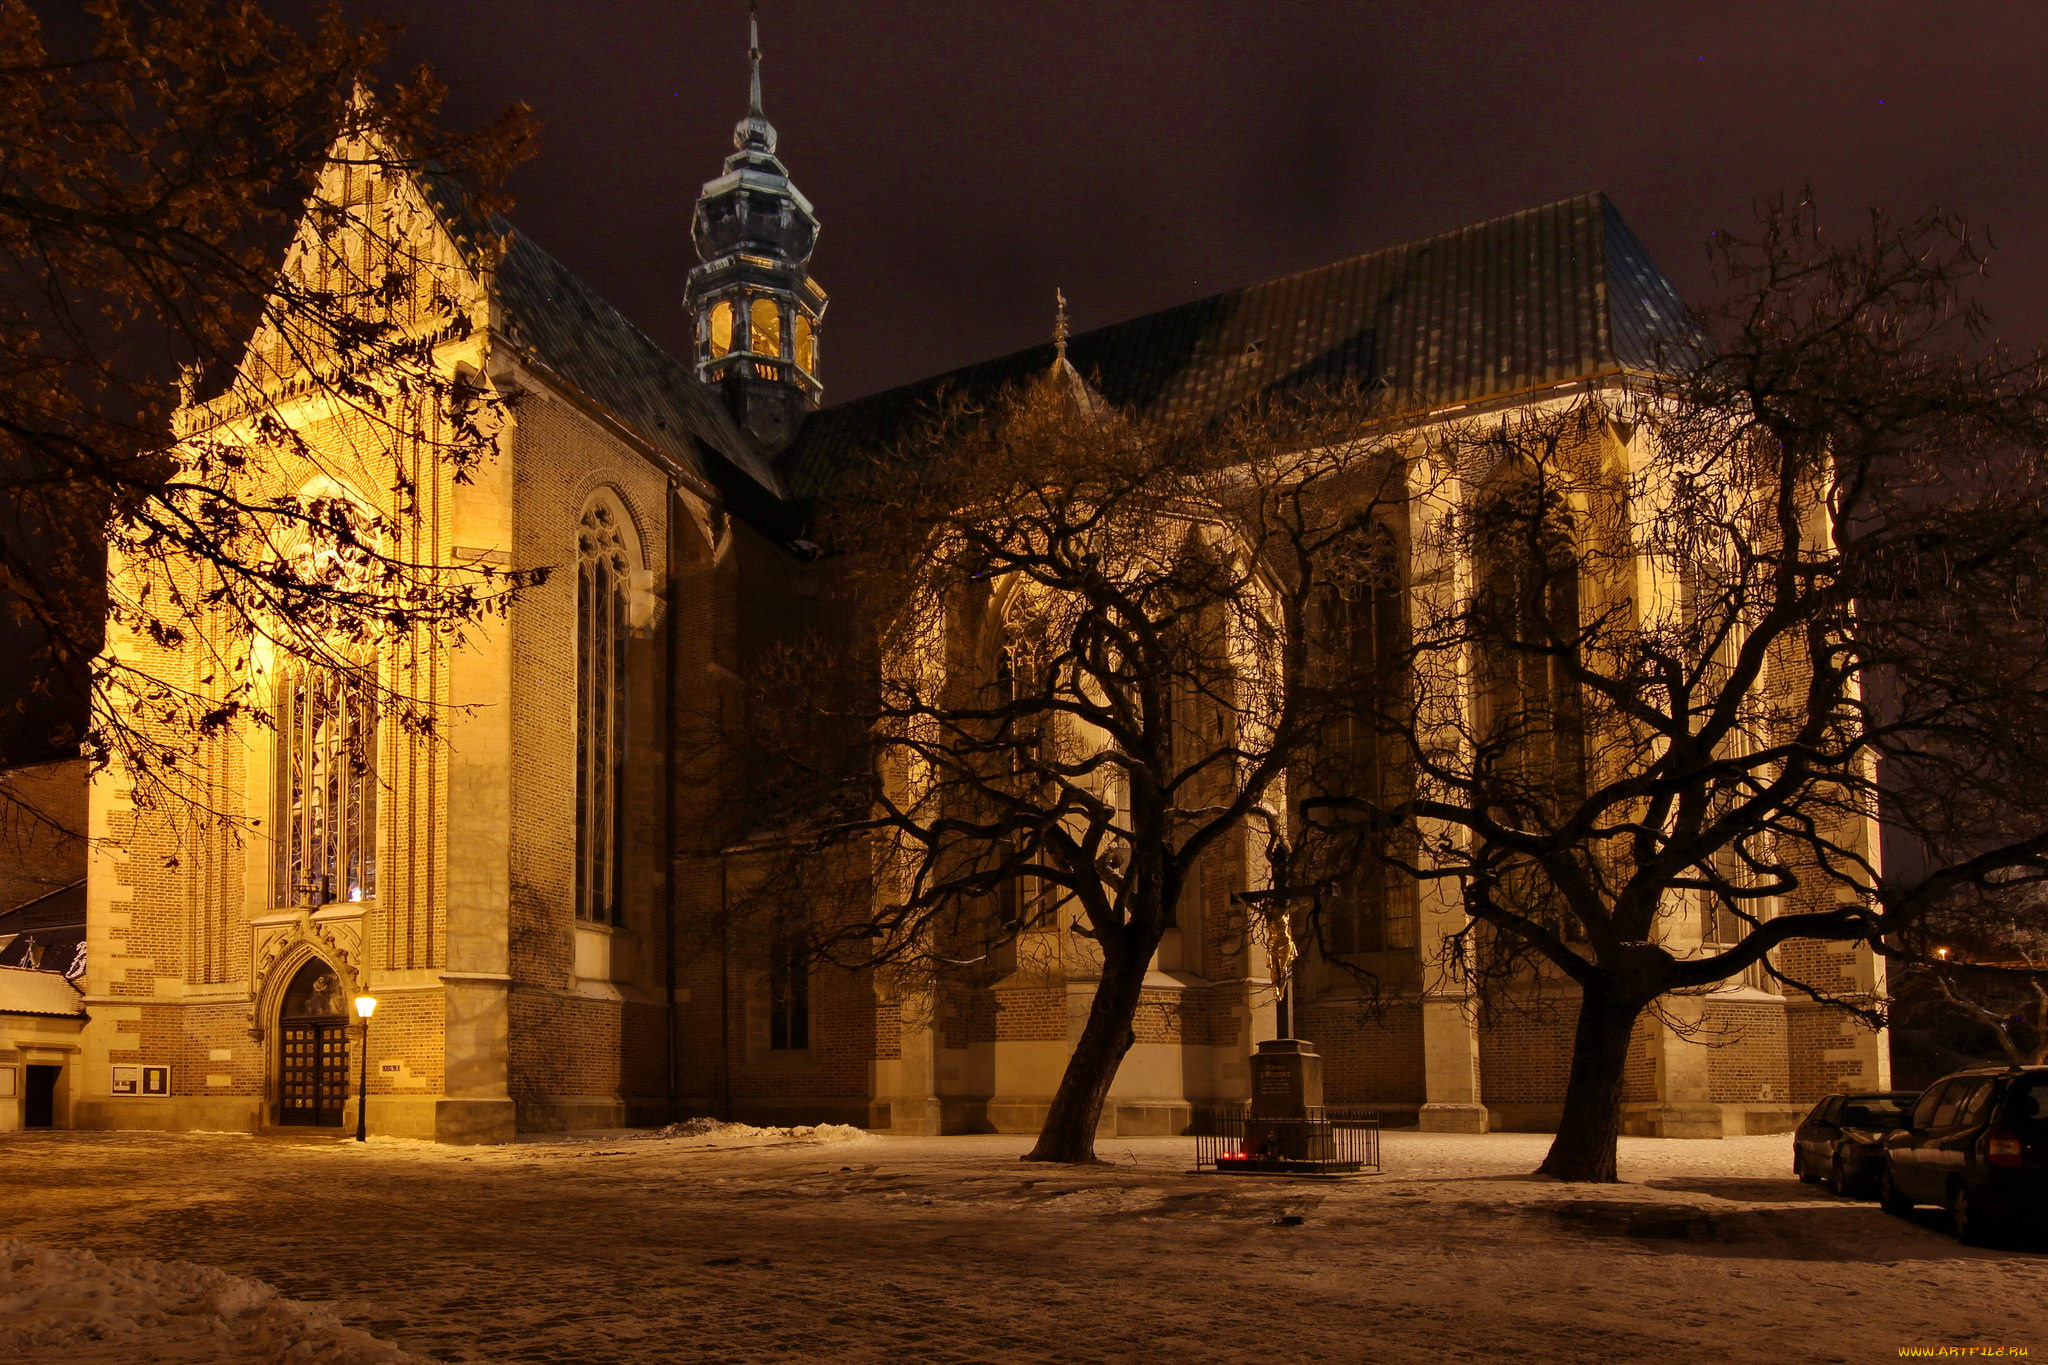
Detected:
[
  {"left": 1310, "top": 520, "right": 1414, "bottom": 955},
  {"left": 274, "top": 667, "right": 378, "bottom": 908},
  {"left": 577, "top": 498, "right": 633, "bottom": 924}
]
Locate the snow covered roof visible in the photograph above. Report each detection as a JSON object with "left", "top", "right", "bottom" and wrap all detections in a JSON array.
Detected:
[{"left": 0, "top": 965, "right": 85, "bottom": 1018}]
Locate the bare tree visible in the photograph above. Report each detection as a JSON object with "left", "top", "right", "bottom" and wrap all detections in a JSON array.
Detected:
[
  {"left": 1295, "top": 201, "right": 2048, "bottom": 1180},
  {"left": 1899, "top": 884, "right": 2048, "bottom": 1069},
  {"left": 0, "top": 0, "right": 538, "bottom": 832},
  {"left": 724, "top": 203, "right": 2048, "bottom": 1179},
  {"left": 724, "top": 371, "right": 1413, "bottom": 1163}
]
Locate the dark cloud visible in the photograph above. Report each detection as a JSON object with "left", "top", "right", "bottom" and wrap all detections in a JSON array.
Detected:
[{"left": 248, "top": 1, "right": 2048, "bottom": 399}]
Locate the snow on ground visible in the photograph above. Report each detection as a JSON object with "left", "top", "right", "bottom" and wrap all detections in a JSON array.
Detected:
[
  {"left": 2, "top": 1126, "right": 2041, "bottom": 1364},
  {"left": 636, "top": 1117, "right": 873, "bottom": 1146},
  {"left": 0, "top": 1239, "right": 425, "bottom": 1363}
]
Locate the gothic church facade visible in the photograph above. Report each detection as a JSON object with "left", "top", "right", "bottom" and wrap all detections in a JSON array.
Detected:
[{"left": 55, "top": 26, "right": 1887, "bottom": 1143}]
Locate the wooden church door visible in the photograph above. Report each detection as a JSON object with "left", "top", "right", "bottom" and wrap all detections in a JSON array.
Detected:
[{"left": 277, "top": 959, "right": 349, "bottom": 1127}]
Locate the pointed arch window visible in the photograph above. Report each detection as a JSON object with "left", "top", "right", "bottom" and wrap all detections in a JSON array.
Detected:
[
  {"left": 1470, "top": 472, "right": 1588, "bottom": 944},
  {"left": 1473, "top": 477, "right": 1584, "bottom": 799},
  {"left": 1308, "top": 520, "right": 1413, "bottom": 954},
  {"left": 274, "top": 667, "right": 378, "bottom": 908},
  {"left": 577, "top": 498, "right": 634, "bottom": 924}
]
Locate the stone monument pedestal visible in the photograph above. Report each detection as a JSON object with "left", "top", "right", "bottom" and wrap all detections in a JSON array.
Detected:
[{"left": 1243, "top": 1038, "right": 1330, "bottom": 1164}]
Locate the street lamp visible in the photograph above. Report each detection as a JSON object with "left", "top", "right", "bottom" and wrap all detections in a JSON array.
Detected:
[{"left": 353, "top": 994, "right": 377, "bottom": 1142}]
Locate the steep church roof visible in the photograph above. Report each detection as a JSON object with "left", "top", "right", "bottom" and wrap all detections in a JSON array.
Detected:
[
  {"left": 780, "top": 192, "right": 1697, "bottom": 496},
  {"left": 409, "top": 167, "right": 787, "bottom": 505},
  {"left": 491, "top": 229, "right": 786, "bottom": 500}
]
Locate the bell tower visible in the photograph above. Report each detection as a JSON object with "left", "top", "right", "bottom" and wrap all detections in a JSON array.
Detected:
[{"left": 685, "top": 4, "right": 826, "bottom": 451}]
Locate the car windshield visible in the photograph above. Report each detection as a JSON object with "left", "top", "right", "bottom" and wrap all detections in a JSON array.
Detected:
[
  {"left": 2007, "top": 1077, "right": 2048, "bottom": 1137},
  {"left": 1839, "top": 1097, "right": 1912, "bottom": 1127}
]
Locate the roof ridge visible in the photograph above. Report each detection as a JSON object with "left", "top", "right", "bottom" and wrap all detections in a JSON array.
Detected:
[
  {"left": 819, "top": 192, "right": 1622, "bottom": 418},
  {"left": 1207, "top": 190, "right": 1612, "bottom": 304},
  {"left": 782, "top": 193, "right": 1692, "bottom": 495}
]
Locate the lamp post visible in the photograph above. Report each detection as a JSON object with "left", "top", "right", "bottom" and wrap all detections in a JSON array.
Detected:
[{"left": 353, "top": 994, "right": 377, "bottom": 1142}]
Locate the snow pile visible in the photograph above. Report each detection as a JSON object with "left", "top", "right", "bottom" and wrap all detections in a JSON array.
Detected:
[
  {"left": 640, "top": 1117, "right": 871, "bottom": 1146},
  {"left": 0, "top": 1240, "right": 422, "bottom": 1364}
]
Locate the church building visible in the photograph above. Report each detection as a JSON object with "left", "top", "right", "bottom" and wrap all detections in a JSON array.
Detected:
[{"left": 45, "top": 20, "right": 1888, "bottom": 1143}]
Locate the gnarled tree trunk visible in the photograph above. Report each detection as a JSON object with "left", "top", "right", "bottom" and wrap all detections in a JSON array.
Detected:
[
  {"left": 1536, "top": 980, "right": 1651, "bottom": 1182},
  {"left": 1024, "top": 937, "right": 1154, "bottom": 1163}
]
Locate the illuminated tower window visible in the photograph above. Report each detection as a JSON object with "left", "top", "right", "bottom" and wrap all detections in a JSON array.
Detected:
[
  {"left": 794, "top": 312, "right": 816, "bottom": 373},
  {"left": 749, "top": 296, "right": 783, "bottom": 359},
  {"left": 707, "top": 300, "right": 734, "bottom": 359}
]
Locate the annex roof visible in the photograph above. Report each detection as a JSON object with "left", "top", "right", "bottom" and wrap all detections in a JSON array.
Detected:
[
  {"left": 780, "top": 192, "right": 1696, "bottom": 495},
  {"left": 0, "top": 964, "right": 84, "bottom": 1019}
]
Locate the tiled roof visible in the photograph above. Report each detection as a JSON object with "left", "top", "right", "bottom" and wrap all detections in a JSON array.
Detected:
[
  {"left": 0, "top": 879, "right": 84, "bottom": 973},
  {"left": 780, "top": 193, "right": 1696, "bottom": 495},
  {"left": 412, "top": 169, "right": 784, "bottom": 504},
  {"left": 0, "top": 964, "right": 84, "bottom": 1018},
  {"left": 493, "top": 231, "right": 786, "bottom": 500}
]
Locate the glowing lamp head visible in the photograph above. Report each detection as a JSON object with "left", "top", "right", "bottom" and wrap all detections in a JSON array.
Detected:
[
  {"left": 354, "top": 994, "right": 378, "bottom": 1019},
  {"left": 1935, "top": 947, "right": 1951, "bottom": 961}
]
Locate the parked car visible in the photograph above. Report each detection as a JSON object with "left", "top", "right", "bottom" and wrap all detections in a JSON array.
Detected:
[
  {"left": 1880, "top": 1065, "right": 2048, "bottom": 1243},
  {"left": 1793, "top": 1091, "right": 1919, "bottom": 1196}
]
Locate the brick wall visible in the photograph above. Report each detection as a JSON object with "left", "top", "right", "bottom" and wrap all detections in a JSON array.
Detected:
[
  {"left": 0, "top": 761, "right": 87, "bottom": 913},
  {"left": 1477, "top": 1002, "right": 1579, "bottom": 1105},
  {"left": 991, "top": 983, "right": 1065, "bottom": 1042},
  {"left": 1705, "top": 1000, "right": 1792, "bottom": 1104},
  {"left": 1302, "top": 996, "right": 1426, "bottom": 1105}
]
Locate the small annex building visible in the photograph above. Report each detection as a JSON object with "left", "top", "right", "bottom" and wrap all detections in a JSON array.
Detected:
[
  {"left": 73, "top": 22, "right": 1887, "bottom": 1142},
  {"left": 1, "top": 964, "right": 86, "bottom": 1131}
]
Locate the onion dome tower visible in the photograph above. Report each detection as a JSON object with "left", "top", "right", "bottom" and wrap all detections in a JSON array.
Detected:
[{"left": 685, "top": 5, "right": 826, "bottom": 451}]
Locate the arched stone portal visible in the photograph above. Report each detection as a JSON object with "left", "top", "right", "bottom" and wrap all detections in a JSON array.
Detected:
[{"left": 276, "top": 957, "right": 350, "bottom": 1126}]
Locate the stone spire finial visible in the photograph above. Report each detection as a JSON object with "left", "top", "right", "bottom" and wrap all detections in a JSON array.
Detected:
[
  {"left": 748, "top": 1, "right": 763, "bottom": 118},
  {"left": 1054, "top": 287, "right": 1069, "bottom": 364},
  {"left": 734, "top": 1, "right": 777, "bottom": 153}
]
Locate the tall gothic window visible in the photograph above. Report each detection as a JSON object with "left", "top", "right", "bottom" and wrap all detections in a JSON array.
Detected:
[
  {"left": 577, "top": 499, "right": 632, "bottom": 924},
  {"left": 274, "top": 669, "right": 378, "bottom": 907},
  {"left": 769, "top": 934, "right": 810, "bottom": 1051},
  {"left": 1310, "top": 520, "right": 1413, "bottom": 955},
  {"left": 1473, "top": 472, "right": 1587, "bottom": 944}
]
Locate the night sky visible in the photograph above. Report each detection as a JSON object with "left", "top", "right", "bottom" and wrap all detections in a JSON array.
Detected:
[{"left": 338, "top": 0, "right": 2048, "bottom": 404}]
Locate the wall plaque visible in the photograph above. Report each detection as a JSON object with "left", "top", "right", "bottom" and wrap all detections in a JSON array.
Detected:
[
  {"left": 141, "top": 1066, "right": 170, "bottom": 1096},
  {"left": 111, "top": 1065, "right": 139, "bottom": 1095}
]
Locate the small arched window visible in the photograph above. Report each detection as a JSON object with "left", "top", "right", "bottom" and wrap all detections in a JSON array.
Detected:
[
  {"left": 274, "top": 666, "right": 378, "bottom": 908},
  {"left": 793, "top": 312, "right": 817, "bottom": 374},
  {"left": 577, "top": 497, "right": 635, "bottom": 924},
  {"left": 749, "top": 296, "right": 783, "bottom": 359},
  {"left": 707, "top": 301, "right": 734, "bottom": 360}
]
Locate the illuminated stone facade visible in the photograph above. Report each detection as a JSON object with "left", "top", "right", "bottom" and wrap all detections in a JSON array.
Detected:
[{"left": 64, "top": 43, "right": 1887, "bottom": 1144}]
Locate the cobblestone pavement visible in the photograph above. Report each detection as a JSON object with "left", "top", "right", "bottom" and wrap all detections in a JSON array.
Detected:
[{"left": 4, "top": 1128, "right": 2042, "bottom": 1364}]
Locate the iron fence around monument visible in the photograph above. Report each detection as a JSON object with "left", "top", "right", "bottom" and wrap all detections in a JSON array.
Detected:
[{"left": 1190, "top": 1105, "right": 1381, "bottom": 1174}]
